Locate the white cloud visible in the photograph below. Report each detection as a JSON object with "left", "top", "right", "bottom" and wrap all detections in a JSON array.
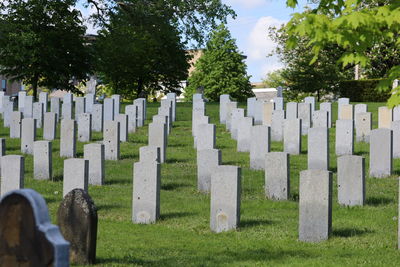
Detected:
[{"left": 224, "top": 0, "right": 269, "bottom": 9}]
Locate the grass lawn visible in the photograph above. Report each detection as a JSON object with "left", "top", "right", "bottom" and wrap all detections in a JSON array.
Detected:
[{"left": 2, "top": 101, "right": 400, "bottom": 266}]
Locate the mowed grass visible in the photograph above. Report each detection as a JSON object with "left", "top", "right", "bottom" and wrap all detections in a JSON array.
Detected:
[{"left": 2, "top": 101, "right": 400, "bottom": 266}]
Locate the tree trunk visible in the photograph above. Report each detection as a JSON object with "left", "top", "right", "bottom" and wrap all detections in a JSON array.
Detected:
[
  {"left": 32, "top": 74, "right": 39, "bottom": 102},
  {"left": 137, "top": 78, "right": 144, "bottom": 98}
]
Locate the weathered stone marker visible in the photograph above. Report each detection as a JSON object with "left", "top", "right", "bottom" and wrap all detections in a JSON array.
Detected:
[
  {"left": 378, "top": 106, "right": 393, "bottom": 129},
  {"left": 298, "top": 103, "right": 311, "bottom": 135},
  {"left": 1, "top": 155, "right": 24, "bottom": 196},
  {"left": 271, "top": 110, "right": 285, "bottom": 141},
  {"left": 132, "top": 157, "right": 161, "bottom": 224},
  {"left": 262, "top": 102, "right": 274, "bottom": 126},
  {"left": 339, "top": 104, "right": 353, "bottom": 120},
  {"left": 219, "top": 94, "right": 231, "bottom": 124},
  {"left": 166, "top": 93, "right": 177, "bottom": 122},
  {"left": 299, "top": 170, "right": 332, "bottom": 243},
  {"left": 125, "top": 104, "right": 137, "bottom": 133},
  {"left": 23, "top": 95, "right": 33, "bottom": 118},
  {"left": 103, "top": 98, "right": 114, "bottom": 122},
  {"left": 51, "top": 97, "right": 60, "bottom": 122},
  {"left": 304, "top": 96, "right": 315, "bottom": 112},
  {"left": 284, "top": 119, "right": 302, "bottom": 155},
  {"left": 354, "top": 103, "right": 367, "bottom": 122},
  {"left": 337, "top": 97, "right": 349, "bottom": 119},
  {"left": 85, "top": 93, "right": 95, "bottom": 113},
  {"left": 392, "top": 121, "right": 400, "bottom": 158},
  {"left": 63, "top": 159, "right": 89, "bottom": 197},
  {"left": 355, "top": 112, "right": 372, "bottom": 143},
  {"left": 265, "top": 152, "right": 290, "bottom": 200},
  {"left": 246, "top": 97, "right": 256, "bottom": 118},
  {"left": 335, "top": 120, "right": 354, "bottom": 156},
  {"left": 273, "top": 97, "right": 284, "bottom": 111},
  {"left": 148, "top": 122, "right": 167, "bottom": 163},
  {"left": 231, "top": 108, "right": 245, "bottom": 140},
  {"left": 139, "top": 146, "right": 160, "bottom": 163},
  {"left": 308, "top": 127, "right": 329, "bottom": 170},
  {"left": 319, "top": 102, "right": 332, "bottom": 128},
  {"left": 197, "top": 149, "right": 221, "bottom": 193},
  {"left": 77, "top": 113, "right": 92, "bottom": 142},
  {"left": 43, "top": 112, "right": 57, "bottom": 141},
  {"left": 103, "top": 121, "right": 120, "bottom": 160},
  {"left": 60, "top": 119, "right": 76, "bottom": 158},
  {"left": 10, "top": 111, "right": 22, "bottom": 138},
  {"left": 196, "top": 123, "right": 216, "bottom": 150},
  {"left": 286, "top": 102, "right": 298, "bottom": 120},
  {"left": 33, "top": 102, "right": 44, "bottom": 128},
  {"left": 92, "top": 104, "right": 103, "bottom": 132},
  {"left": 33, "top": 141, "right": 52, "bottom": 180},
  {"left": 57, "top": 189, "right": 97, "bottom": 265},
  {"left": 250, "top": 125, "right": 270, "bottom": 170},
  {"left": 312, "top": 110, "right": 329, "bottom": 128},
  {"left": 370, "top": 128, "right": 392, "bottom": 178},
  {"left": 21, "top": 118, "right": 36, "bottom": 155},
  {"left": 210, "top": 166, "right": 241, "bottom": 233},
  {"left": 112, "top": 94, "right": 121, "bottom": 117},
  {"left": 18, "top": 91, "right": 26, "bottom": 112},
  {"left": 84, "top": 143, "right": 105, "bottom": 185},
  {"left": 39, "top": 92, "right": 48, "bottom": 112},
  {"left": 75, "top": 97, "right": 86, "bottom": 118},
  {"left": 116, "top": 114, "right": 128, "bottom": 142},
  {"left": 0, "top": 189, "right": 69, "bottom": 266},
  {"left": 337, "top": 155, "right": 365, "bottom": 206},
  {"left": 237, "top": 117, "right": 253, "bottom": 152}
]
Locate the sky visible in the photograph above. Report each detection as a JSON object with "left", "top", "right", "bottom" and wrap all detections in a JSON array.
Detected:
[{"left": 76, "top": 0, "right": 311, "bottom": 83}]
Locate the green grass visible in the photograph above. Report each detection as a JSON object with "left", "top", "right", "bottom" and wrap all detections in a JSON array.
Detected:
[{"left": 3, "top": 101, "right": 400, "bottom": 266}]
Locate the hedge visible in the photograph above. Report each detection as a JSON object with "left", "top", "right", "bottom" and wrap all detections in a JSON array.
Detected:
[{"left": 338, "top": 79, "right": 391, "bottom": 102}]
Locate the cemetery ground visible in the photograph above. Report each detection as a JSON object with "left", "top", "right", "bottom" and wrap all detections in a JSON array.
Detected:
[{"left": 2, "top": 102, "right": 400, "bottom": 266}]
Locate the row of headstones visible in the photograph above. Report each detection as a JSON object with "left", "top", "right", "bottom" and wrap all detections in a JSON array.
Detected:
[
  {"left": 217, "top": 95, "right": 368, "bottom": 241},
  {"left": 132, "top": 94, "right": 177, "bottom": 224}
]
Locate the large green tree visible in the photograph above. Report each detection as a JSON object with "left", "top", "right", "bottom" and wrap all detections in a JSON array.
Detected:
[
  {"left": 185, "top": 24, "right": 253, "bottom": 102},
  {"left": 94, "top": 2, "right": 190, "bottom": 99},
  {"left": 285, "top": 0, "right": 400, "bottom": 106},
  {"left": 0, "top": 0, "right": 91, "bottom": 100}
]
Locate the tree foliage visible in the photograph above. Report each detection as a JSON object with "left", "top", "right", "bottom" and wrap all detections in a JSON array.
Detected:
[
  {"left": 268, "top": 25, "right": 353, "bottom": 101},
  {"left": 285, "top": 0, "right": 400, "bottom": 106},
  {"left": 0, "top": 0, "right": 91, "bottom": 100},
  {"left": 185, "top": 24, "right": 253, "bottom": 102},
  {"left": 94, "top": 1, "right": 190, "bottom": 99}
]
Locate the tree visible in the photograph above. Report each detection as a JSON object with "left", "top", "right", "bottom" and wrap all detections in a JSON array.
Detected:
[
  {"left": 263, "top": 69, "right": 287, "bottom": 88},
  {"left": 268, "top": 25, "right": 353, "bottom": 101},
  {"left": 284, "top": 0, "right": 400, "bottom": 106},
  {"left": 185, "top": 24, "right": 253, "bottom": 102},
  {"left": 0, "top": 0, "right": 91, "bottom": 100},
  {"left": 94, "top": 2, "right": 190, "bottom": 99}
]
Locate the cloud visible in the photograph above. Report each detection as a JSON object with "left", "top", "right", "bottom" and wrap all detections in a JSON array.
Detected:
[{"left": 224, "top": 0, "right": 269, "bottom": 9}]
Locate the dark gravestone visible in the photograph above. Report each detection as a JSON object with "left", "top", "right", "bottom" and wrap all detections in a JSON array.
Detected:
[
  {"left": 57, "top": 189, "right": 98, "bottom": 265},
  {"left": 0, "top": 189, "right": 69, "bottom": 267}
]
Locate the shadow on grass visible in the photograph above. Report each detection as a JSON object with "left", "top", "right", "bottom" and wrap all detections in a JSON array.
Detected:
[
  {"left": 365, "top": 196, "right": 393, "bottom": 206},
  {"left": 52, "top": 174, "right": 63, "bottom": 182},
  {"left": 97, "top": 203, "right": 122, "bottom": 211},
  {"left": 120, "top": 154, "right": 137, "bottom": 160},
  {"left": 240, "top": 218, "right": 275, "bottom": 229},
  {"left": 354, "top": 151, "right": 368, "bottom": 156},
  {"left": 290, "top": 193, "right": 299, "bottom": 202},
  {"left": 105, "top": 178, "right": 130, "bottom": 185},
  {"left": 160, "top": 211, "right": 195, "bottom": 221},
  {"left": 165, "top": 158, "right": 191, "bottom": 164},
  {"left": 161, "top": 182, "right": 189, "bottom": 191},
  {"left": 329, "top": 167, "right": 337, "bottom": 173},
  {"left": 332, "top": 227, "right": 374, "bottom": 237}
]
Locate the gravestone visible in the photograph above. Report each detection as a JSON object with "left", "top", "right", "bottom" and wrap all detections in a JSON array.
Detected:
[
  {"left": 75, "top": 97, "right": 86, "bottom": 118},
  {"left": 0, "top": 189, "right": 69, "bottom": 266},
  {"left": 18, "top": 91, "right": 26, "bottom": 112},
  {"left": 21, "top": 118, "right": 36, "bottom": 154},
  {"left": 196, "top": 123, "right": 216, "bottom": 151},
  {"left": 125, "top": 104, "right": 137, "bottom": 133},
  {"left": 23, "top": 96, "right": 33, "bottom": 118},
  {"left": 43, "top": 112, "right": 57, "bottom": 141},
  {"left": 62, "top": 159, "right": 89, "bottom": 197},
  {"left": 50, "top": 97, "right": 60, "bottom": 122},
  {"left": 39, "top": 92, "right": 48, "bottom": 113},
  {"left": 116, "top": 114, "right": 128, "bottom": 142},
  {"left": 354, "top": 103, "right": 367, "bottom": 122},
  {"left": 103, "top": 98, "right": 114, "bottom": 122},
  {"left": 312, "top": 110, "right": 329, "bottom": 128},
  {"left": 61, "top": 100, "right": 72, "bottom": 120},
  {"left": 337, "top": 155, "right": 365, "bottom": 206},
  {"left": 273, "top": 97, "right": 284, "bottom": 111},
  {"left": 335, "top": 120, "right": 354, "bottom": 156},
  {"left": 262, "top": 102, "right": 274, "bottom": 126},
  {"left": 1, "top": 155, "right": 24, "bottom": 196},
  {"left": 2, "top": 100, "right": 13, "bottom": 128},
  {"left": 299, "top": 170, "right": 332, "bottom": 243},
  {"left": 77, "top": 113, "right": 92, "bottom": 142},
  {"left": 103, "top": 121, "right": 120, "bottom": 161},
  {"left": 84, "top": 144, "right": 105, "bottom": 185},
  {"left": 392, "top": 121, "right": 400, "bottom": 158},
  {"left": 339, "top": 104, "right": 353, "bottom": 120},
  {"left": 231, "top": 108, "right": 245, "bottom": 140},
  {"left": 271, "top": 110, "right": 285, "bottom": 142},
  {"left": 57, "top": 189, "right": 97, "bottom": 265},
  {"left": 139, "top": 146, "right": 160, "bottom": 163},
  {"left": 370, "top": 128, "right": 392, "bottom": 178},
  {"left": 355, "top": 112, "right": 372, "bottom": 143},
  {"left": 250, "top": 125, "right": 271, "bottom": 170},
  {"left": 166, "top": 93, "right": 177, "bottom": 122},
  {"left": 148, "top": 122, "right": 167, "bottom": 163},
  {"left": 298, "top": 103, "right": 311, "bottom": 135},
  {"left": 304, "top": 96, "right": 315, "bottom": 112},
  {"left": 134, "top": 98, "right": 146, "bottom": 127},
  {"left": 284, "top": 119, "right": 302, "bottom": 155},
  {"left": 286, "top": 102, "right": 298, "bottom": 120},
  {"left": 132, "top": 159, "right": 161, "bottom": 224},
  {"left": 158, "top": 103, "right": 172, "bottom": 134},
  {"left": 60, "top": 119, "right": 76, "bottom": 158},
  {"left": 10, "top": 111, "right": 22, "bottom": 138},
  {"left": 253, "top": 100, "right": 264, "bottom": 125},
  {"left": 210, "top": 166, "right": 241, "bottom": 233},
  {"left": 111, "top": 94, "right": 120, "bottom": 117},
  {"left": 319, "top": 102, "right": 332, "bottom": 128},
  {"left": 337, "top": 97, "right": 350, "bottom": 119},
  {"left": 91, "top": 104, "right": 103, "bottom": 132},
  {"left": 265, "top": 152, "right": 290, "bottom": 200},
  {"left": 33, "top": 141, "right": 52, "bottom": 180},
  {"left": 378, "top": 106, "right": 393, "bottom": 129},
  {"left": 394, "top": 105, "right": 400, "bottom": 121},
  {"left": 219, "top": 94, "right": 231, "bottom": 124},
  {"left": 308, "top": 127, "right": 329, "bottom": 170},
  {"left": 246, "top": 97, "right": 256, "bottom": 118},
  {"left": 237, "top": 117, "right": 254, "bottom": 152},
  {"left": 192, "top": 114, "right": 209, "bottom": 147},
  {"left": 85, "top": 93, "right": 95, "bottom": 113},
  {"left": 197, "top": 149, "right": 221, "bottom": 193}
]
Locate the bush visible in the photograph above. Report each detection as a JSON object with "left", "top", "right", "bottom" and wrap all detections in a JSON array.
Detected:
[{"left": 338, "top": 79, "right": 391, "bottom": 102}]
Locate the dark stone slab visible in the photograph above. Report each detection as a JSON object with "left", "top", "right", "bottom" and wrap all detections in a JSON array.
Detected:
[
  {"left": 0, "top": 189, "right": 69, "bottom": 267},
  {"left": 57, "top": 188, "right": 97, "bottom": 265}
]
